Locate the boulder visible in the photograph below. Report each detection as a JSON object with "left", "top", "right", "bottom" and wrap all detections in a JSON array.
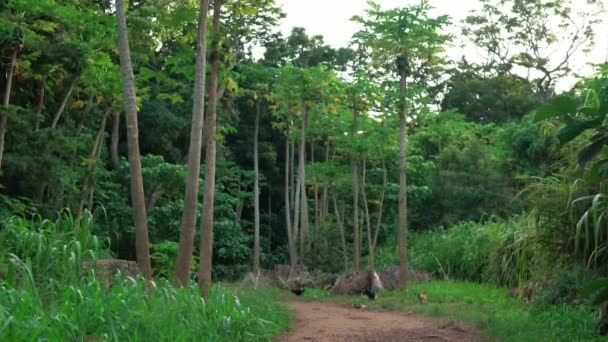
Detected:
[
  {"left": 378, "top": 266, "right": 431, "bottom": 289},
  {"left": 240, "top": 268, "right": 277, "bottom": 287},
  {"left": 82, "top": 259, "right": 140, "bottom": 287},
  {"left": 330, "top": 270, "right": 383, "bottom": 295},
  {"left": 274, "top": 264, "right": 314, "bottom": 287},
  {"left": 317, "top": 273, "right": 339, "bottom": 289}
]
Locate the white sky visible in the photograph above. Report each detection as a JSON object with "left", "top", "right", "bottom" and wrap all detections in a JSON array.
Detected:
[{"left": 267, "top": 0, "right": 608, "bottom": 91}]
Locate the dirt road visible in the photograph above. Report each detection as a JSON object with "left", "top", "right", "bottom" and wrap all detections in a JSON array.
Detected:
[{"left": 276, "top": 301, "right": 487, "bottom": 342}]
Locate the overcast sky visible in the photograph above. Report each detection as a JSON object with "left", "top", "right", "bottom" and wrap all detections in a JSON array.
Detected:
[{"left": 267, "top": 0, "right": 608, "bottom": 91}]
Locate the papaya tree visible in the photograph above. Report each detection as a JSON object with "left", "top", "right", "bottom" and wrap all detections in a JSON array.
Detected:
[
  {"left": 352, "top": 1, "right": 450, "bottom": 287},
  {"left": 237, "top": 63, "right": 274, "bottom": 275}
]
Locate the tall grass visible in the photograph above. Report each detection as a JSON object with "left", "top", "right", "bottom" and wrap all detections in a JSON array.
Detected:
[
  {"left": 0, "top": 212, "right": 290, "bottom": 341},
  {"left": 0, "top": 211, "right": 107, "bottom": 285},
  {"left": 376, "top": 215, "right": 542, "bottom": 287},
  {"left": 0, "top": 274, "right": 289, "bottom": 341}
]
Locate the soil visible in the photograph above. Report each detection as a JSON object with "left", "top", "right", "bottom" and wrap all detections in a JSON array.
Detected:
[{"left": 276, "top": 301, "right": 487, "bottom": 342}]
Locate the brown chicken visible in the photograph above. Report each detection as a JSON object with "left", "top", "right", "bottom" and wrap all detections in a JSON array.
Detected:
[
  {"left": 418, "top": 292, "right": 427, "bottom": 304},
  {"left": 291, "top": 280, "right": 304, "bottom": 296}
]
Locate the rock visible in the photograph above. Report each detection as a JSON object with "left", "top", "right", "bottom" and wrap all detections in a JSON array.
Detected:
[
  {"left": 82, "top": 259, "right": 140, "bottom": 287},
  {"left": 316, "top": 272, "right": 338, "bottom": 288},
  {"left": 413, "top": 269, "right": 431, "bottom": 282},
  {"left": 240, "top": 268, "right": 277, "bottom": 287},
  {"left": 330, "top": 270, "right": 383, "bottom": 296},
  {"left": 378, "top": 266, "right": 431, "bottom": 290},
  {"left": 274, "top": 264, "right": 314, "bottom": 287}
]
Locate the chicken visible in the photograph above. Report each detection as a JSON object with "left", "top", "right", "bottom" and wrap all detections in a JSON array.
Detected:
[
  {"left": 364, "top": 288, "right": 376, "bottom": 301},
  {"left": 291, "top": 281, "right": 304, "bottom": 296},
  {"left": 418, "top": 292, "right": 427, "bottom": 304}
]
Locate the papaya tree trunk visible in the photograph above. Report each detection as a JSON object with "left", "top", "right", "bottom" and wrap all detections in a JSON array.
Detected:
[
  {"left": 50, "top": 78, "right": 78, "bottom": 129},
  {"left": 290, "top": 135, "right": 296, "bottom": 217},
  {"left": 361, "top": 159, "right": 374, "bottom": 269},
  {"left": 284, "top": 138, "right": 296, "bottom": 266},
  {"left": 397, "top": 63, "right": 409, "bottom": 288},
  {"left": 371, "top": 159, "right": 387, "bottom": 268},
  {"left": 298, "top": 109, "right": 308, "bottom": 264},
  {"left": 351, "top": 109, "right": 360, "bottom": 270},
  {"left": 116, "top": 0, "right": 152, "bottom": 281},
  {"left": 33, "top": 78, "right": 45, "bottom": 132},
  {"left": 312, "top": 142, "right": 319, "bottom": 248},
  {"left": 321, "top": 139, "right": 329, "bottom": 221},
  {"left": 85, "top": 120, "right": 107, "bottom": 214},
  {"left": 253, "top": 102, "right": 261, "bottom": 274},
  {"left": 333, "top": 193, "right": 348, "bottom": 272},
  {"left": 198, "top": 0, "right": 221, "bottom": 298},
  {"left": 174, "top": 0, "right": 210, "bottom": 287},
  {"left": 292, "top": 126, "right": 301, "bottom": 264},
  {"left": 111, "top": 112, "right": 121, "bottom": 169},
  {"left": 76, "top": 109, "right": 110, "bottom": 231},
  {"left": 0, "top": 47, "right": 19, "bottom": 171}
]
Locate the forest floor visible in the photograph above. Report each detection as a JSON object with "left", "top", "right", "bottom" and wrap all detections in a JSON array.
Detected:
[{"left": 275, "top": 301, "right": 486, "bottom": 342}]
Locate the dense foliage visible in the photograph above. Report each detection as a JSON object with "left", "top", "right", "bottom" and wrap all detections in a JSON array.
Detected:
[{"left": 1, "top": 0, "right": 608, "bottom": 338}]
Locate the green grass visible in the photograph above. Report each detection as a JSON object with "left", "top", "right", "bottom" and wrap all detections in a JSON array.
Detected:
[
  {"left": 0, "top": 213, "right": 291, "bottom": 341},
  {"left": 293, "top": 280, "right": 605, "bottom": 342},
  {"left": 0, "top": 276, "right": 291, "bottom": 341}
]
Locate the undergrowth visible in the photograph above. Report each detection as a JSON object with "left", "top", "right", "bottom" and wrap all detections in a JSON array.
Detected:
[
  {"left": 0, "top": 212, "right": 290, "bottom": 341},
  {"left": 376, "top": 215, "right": 552, "bottom": 287}
]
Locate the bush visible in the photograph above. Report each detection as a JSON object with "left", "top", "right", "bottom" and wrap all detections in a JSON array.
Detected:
[{"left": 535, "top": 267, "right": 596, "bottom": 306}]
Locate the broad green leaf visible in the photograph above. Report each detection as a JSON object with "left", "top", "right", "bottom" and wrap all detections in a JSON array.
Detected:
[
  {"left": 534, "top": 95, "right": 578, "bottom": 122},
  {"left": 556, "top": 117, "right": 601, "bottom": 145},
  {"left": 578, "top": 136, "right": 608, "bottom": 167}
]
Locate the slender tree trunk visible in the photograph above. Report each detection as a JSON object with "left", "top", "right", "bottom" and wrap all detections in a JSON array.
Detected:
[
  {"left": 235, "top": 174, "right": 244, "bottom": 221},
  {"left": 293, "top": 132, "right": 302, "bottom": 264},
  {"left": 321, "top": 139, "right": 329, "bottom": 220},
  {"left": 76, "top": 109, "right": 110, "bottom": 231},
  {"left": 0, "top": 48, "right": 19, "bottom": 170},
  {"left": 111, "top": 112, "right": 121, "bottom": 169},
  {"left": 371, "top": 159, "right": 387, "bottom": 268},
  {"left": 174, "top": 0, "right": 210, "bottom": 287},
  {"left": 333, "top": 193, "right": 348, "bottom": 272},
  {"left": 253, "top": 102, "right": 261, "bottom": 274},
  {"left": 268, "top": 193, "right": 272, "bottom": 244},
  {"left": 351, "top": 110, "right": 360, "bottom": 270},
  {"left": 300, "top": 177, "right": 309, "bottom": 262},
  {"left": 146, "top": 188, "right": 164, "bottom": 210},
  {"left": 361, "top": 159, "right": 374, "bottom": 269},
  {"left": 312, "top": 143, "right": 319, "bottom": 246},
  {"left": 116, "top": 0, "right": 152, "bottom": 281},
  {"left": 34, "top": 78, "right": 45, "bottom": 132},
  {"left": 290, "top": 135, "right": 296, "bottom": 216},
  {"left": 50, "top": 78, "right": 78, "bottom": 129},
  {"left": 284, "top": 138, "right": 296, "bottom": 266},
  {"left": 198, "top": 0, "right": 221, "bottom": 297},
  {"left": 85, "top": 126, "right": 107, "bottom": 213},
  {"left": 397, "top": 65, "right": 409, "bottom": 288},
  {"left": 298, "top": 109, "right": 308, "bottom": 264}
]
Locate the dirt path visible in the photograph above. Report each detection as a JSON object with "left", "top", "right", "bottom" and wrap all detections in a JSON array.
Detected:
[{"left": 276, "top": 301, "right": 487, "bottom": 342}]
